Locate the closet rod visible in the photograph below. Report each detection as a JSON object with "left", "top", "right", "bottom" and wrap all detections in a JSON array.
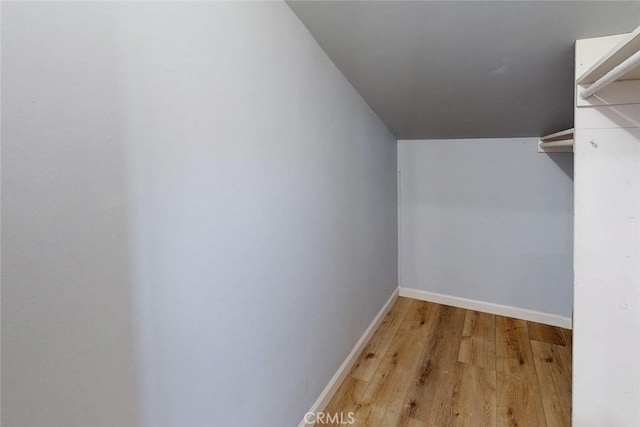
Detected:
[
  {"left": 580, "top": 50, "right": 640, "bottom": 99},
  {"left": 539, "top": 140, "right": 574, "bottom": 149}
]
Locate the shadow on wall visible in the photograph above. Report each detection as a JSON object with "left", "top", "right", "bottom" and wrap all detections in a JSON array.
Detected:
[
  {"left": 547, "top": 152, "right": 574, "bottom": 180},
  {"left": 602, "top": 104, "right": 640, "bottom": 138}
]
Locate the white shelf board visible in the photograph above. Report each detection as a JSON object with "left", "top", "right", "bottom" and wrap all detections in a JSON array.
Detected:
[
  {"left": 540, "top": 128, "right": 574, "bottom": 142},
  {"left": 577, "top": 25, "right": 640, "bottom": 85},
  {"left": 538, "top": 128, "right": 574, "bottom": 153}
]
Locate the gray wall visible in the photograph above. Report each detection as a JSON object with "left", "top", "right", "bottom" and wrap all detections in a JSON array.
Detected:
[
  {"left": 398, "top": 138, "right": 573, "bottom": 317},
  {"left": 1, "top": 3, "right": 397, "bottom": 426}
]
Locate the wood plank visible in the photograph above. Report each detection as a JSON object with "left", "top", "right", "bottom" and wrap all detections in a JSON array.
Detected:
[
  {"left": 562, "top": 328, "right": 572, "bottom": 354},
  {"left": 496, "top": 316, "right": 535, "bottom": 373},
  {"left": 396, "top": 305, "right": 466, "bottom": 425},
  {"left": 555, "top": 341, "right": 572, "bottom": 392},
  {"left": 496, "top": 316, "right": 547, "bottom": 426},
  {"left": 358, "top": 300, "right": 437, "bottom": 426},
  {"left": 450, "top": 362, "right": 496, "bottom": 427},
  {"left": 350, "top": 297, "right": 413, "bottom": 382},
  {"left": 320, "top": 376, "right": 368, "bottom": 427},
  {"left": 531, "top": 340, "right": 572, "bottom": 427},
  {"left": 497, "top": 372, "right": 547, "bottom": 427},
  {"left": 404, "top": 417, "right": 427, "bottom": 427},
  {"left": 426, "top": 309, "right": 471, "bottom": 427},
  {"left": 459, "top": 310, "right": 496, "bottom": 370},
  {"left": 527, "top": 321, "right": 567, "bottom": 346}
]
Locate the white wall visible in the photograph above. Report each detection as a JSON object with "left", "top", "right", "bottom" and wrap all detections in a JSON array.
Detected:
[
  {"left": 398, "top": 138, "right": 573, "bottom": 318},
  {"left": 1, "top": 3, "right": 397, "bottom": 426},
  {"left": 573, "top": 34, "right": 640, "bottom": 426}
]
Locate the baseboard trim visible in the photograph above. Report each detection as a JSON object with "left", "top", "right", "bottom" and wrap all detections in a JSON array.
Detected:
[
  {"left": 398, "top": 287, "right": 572, "bottom": 329},
  {"left": 298, "top": 288, "right": 399, "bottom": 427}
]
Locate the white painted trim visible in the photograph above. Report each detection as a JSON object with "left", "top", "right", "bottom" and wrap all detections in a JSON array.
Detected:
[
  {"left": 298, "top": 288, "right": 399, "bottom": 427},
  {"left": 398, "top": 287, "right": 572, "bottom": 329}
]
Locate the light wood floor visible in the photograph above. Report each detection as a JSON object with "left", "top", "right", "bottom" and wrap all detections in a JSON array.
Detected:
[{"left": 321, "top": 297, "right": 572, "bottom": 427}]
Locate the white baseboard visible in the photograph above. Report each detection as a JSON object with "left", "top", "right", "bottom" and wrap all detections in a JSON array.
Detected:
[
  {"left": 298, "top": 288, "right": 399, "bottom": 427},
  {"left": 398, "top": 287, "right": 572, "bottom": 330}
]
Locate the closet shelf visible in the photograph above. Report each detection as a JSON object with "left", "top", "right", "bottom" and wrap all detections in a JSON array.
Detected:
[
  {"left": 538, "top": 128, "right": 574, "bottom": 153},
  {"left": 577, "top": 24, "right": 640, "bottom": 99}
]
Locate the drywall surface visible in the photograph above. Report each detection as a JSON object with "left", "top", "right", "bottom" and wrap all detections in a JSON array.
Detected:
[
  {"left": 398, "top": 138, "right": 573, "bottom": 317},
  {"left": 2, "top": 4, "right": 140, "bottom": 426},
  {"left": 1, "top": 3, "right": 397, "bottom": 427},
  {"left": 573, "top": 36, "right": 640, "bottom": 426}
]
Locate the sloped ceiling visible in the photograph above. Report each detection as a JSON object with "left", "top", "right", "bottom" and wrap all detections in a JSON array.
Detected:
[{"left": 287, "top": 1, "right": 640, "bottom": 139}]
